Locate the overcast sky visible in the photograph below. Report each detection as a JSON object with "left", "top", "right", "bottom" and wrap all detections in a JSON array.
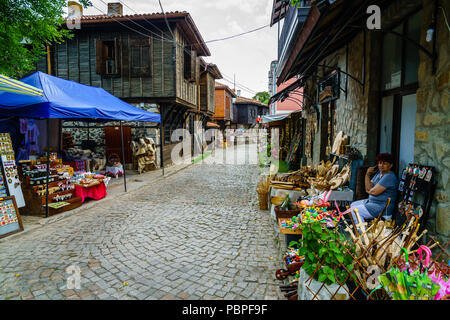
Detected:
[{"left": 83, "top": 0, "right": 278, "bottom": 98}]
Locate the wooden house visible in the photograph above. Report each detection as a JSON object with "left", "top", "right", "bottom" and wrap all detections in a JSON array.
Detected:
[
  {"left": 234, "top": 97, "right": 269, "bottom": 129},
  {"left": 213, "top": 82, "right": 237, "bottom": 130},
  {"left": 35, "top": 3, "right": 219, "bottom": 166}
]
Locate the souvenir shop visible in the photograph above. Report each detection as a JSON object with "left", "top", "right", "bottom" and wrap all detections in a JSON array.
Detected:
[
  {"left": 256, "top": 125, "right": 448, "bottom": 300},
  {"left": 0, "top": 72, "right": 160, "bottom": 239}
]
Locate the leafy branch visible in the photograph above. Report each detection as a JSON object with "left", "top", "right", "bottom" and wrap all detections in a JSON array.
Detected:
[
  {"left": 0, "top": 0, "right": 92, "bottom": 77},
  {"left": 290, "top": 222, "right": 356, "bottom": 286}
]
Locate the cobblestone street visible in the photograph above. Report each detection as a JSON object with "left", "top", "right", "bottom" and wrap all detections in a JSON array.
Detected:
[{"left": 0, "top": 145, "right": 284, "bottom": 300}]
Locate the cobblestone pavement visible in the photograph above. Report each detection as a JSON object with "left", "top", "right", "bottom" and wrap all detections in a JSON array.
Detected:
[{"left": 0, "top": 145, "right": 285, "bottom": 300}]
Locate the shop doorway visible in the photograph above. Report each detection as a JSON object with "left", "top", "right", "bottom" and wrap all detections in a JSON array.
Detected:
[
  {"left": 104, "top": 125, "right": 132, "bottom": 164},
  {"left": 398, "top": 94, "right": 417, "bottom": 172},
  {"left": 379, "top": 92, "right": 417, "bottom": 175},
  {"left": 379, "top": 9, "right": 421, "bottom": 175}
]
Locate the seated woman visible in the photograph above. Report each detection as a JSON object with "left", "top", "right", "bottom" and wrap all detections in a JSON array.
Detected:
[{"left": 351, "top": 153, "right": 398, "bottom": 224}]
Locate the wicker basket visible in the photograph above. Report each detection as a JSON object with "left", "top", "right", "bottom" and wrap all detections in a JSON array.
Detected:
[
  {"left": 278, "top": 218, "right": 302, "bottom": 235},
  {"left": 275, "top": 206, "right": 301, "bottom": 220},
  {"left": 257, "top": 192, "right": 269, "bottom": 210}
]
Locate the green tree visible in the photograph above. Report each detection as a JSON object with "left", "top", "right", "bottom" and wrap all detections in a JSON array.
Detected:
[
  {"left": 290, "top": 0, "right": 306, "bottom": 6},
  {"left": 252, "top": 91, "right": 270, "bottom": 105},
  {"left": 0, "top": 0, "right": 92, "bottom": 77}
]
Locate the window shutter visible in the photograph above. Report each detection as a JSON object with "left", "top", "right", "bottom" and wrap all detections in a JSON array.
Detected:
[
  {"left": 130, "top": 45, "right": 140, "bottom": 77},
  {"left": 143, "top": 38, "right": 152, "bottom": 77},
  {"left": 114, "top": 37, "right": 120, "bottom": 75},
  {"left": 184, "top": 47, "right": 191, "bottom": 80},
  {"left": 95, "top": 40, "right": 105, "bottom": 75},
  {"left": 141, "top": 45, "right": 151, "bottom": 77},
  {"left": 190, "top": 50, "right": 197, "bottom": 82},
  {"left": 122, "top": 38, "right": 129, "bottom": 77},
  {"left": 195, "top": 57, "right": 200, "bottom": 83}
]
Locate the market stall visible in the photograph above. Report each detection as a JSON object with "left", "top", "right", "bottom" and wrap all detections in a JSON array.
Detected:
[
  {"left": 277, "top": 100, "right": 448, "bottom": 301},
  {"left": 256, "top": 128, "right": 448, "bottom": 301},
  {"left": 0, "top": 71, "right": 161, "bottom": 219}
]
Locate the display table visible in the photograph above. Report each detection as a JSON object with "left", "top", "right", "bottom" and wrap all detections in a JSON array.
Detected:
[
  {"left": 74, "top": 181, "right": 107, "bottom": 203},
  {"left": 105, "top": 165, "right": 124, "bottom": 178}
]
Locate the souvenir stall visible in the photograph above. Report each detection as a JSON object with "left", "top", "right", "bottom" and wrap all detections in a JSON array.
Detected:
[
  {"left": 0, "top": 74, "right": 44, "bottom": 237},
  {"left": 268, "top": 181, "right": 449, "bottom": 301},
  {"left": 0, "top": 71, "right": 161, "bottom": 219},
  {"left": 262, "top": 131, "right": 356, "bottom": 227},
  {"left": 255, "top": 130, "right": 448, "bottom": 300}
]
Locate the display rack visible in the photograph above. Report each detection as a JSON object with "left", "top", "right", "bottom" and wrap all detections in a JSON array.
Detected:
[
  {"left": 18, "top": 159, "right": 82, "bottom": 216},
  {"left": 395, "top": 163, "right": 437, "bottom": 234}
]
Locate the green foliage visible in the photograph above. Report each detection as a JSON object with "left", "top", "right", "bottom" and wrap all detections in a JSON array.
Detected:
[
  {"left": 291, "top": 222, "right": 356, "bottom": 286},
  {"left": 252, "top": 92, "right": 270, "bottom": 105},
  {"left": 290, "top": 0, "right": 306, "bottom": 7},
  {"left": 0, "top": 0, "right": 91, "bottom": 77}
]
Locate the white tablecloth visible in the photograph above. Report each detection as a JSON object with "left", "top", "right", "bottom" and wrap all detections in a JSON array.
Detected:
[{"left": 105, "top": 165, "right": 124, "bottom": 178}]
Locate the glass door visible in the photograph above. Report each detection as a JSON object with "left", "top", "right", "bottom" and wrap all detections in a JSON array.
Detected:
[
  {"left": 398, "top": 94, "right": 417, "bottom": 173},
  {"left": 380, "top": 96, "right": 394, "bottom": 154}
]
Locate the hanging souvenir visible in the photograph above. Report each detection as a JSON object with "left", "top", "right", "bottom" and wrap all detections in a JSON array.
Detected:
[
  {"left": 398, "top": 201, "right": 405, "bottom": 215},
  {"left": 404, "top": 204, "right": 413, "bottom": 216},
  {"left": 402, "top": 170, "right": 407, "bottom": 180},
  {"left": 424, "top": 169, "right": 433, "bottom": 182},
  {"left": 418, "top": 168, "right": 427, "bottom": 179},
  {"left": 413, "top": 206, "right": 424, "bottom": 218}
]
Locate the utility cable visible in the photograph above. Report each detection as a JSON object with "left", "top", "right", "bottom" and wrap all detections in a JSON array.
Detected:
[{"left": 158, "top": 0, "right": 176, "bottom": 41}]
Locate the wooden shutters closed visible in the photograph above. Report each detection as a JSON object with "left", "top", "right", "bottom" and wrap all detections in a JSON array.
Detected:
[
  {"left": 130, "top": 38, "right": 151, "bottom": 78},
  {"left": 96, "top": 40, "right": 105, "bottom": 75},
  {"left": 189, "top": 50, "right": 197, "bottom": 82}
]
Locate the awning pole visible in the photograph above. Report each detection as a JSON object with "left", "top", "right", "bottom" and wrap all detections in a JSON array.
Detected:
[
  {"left": 160, "top": 105, "right": 165, "bottom": 176},
  {"left": 120, "top": 121, "right": 127, "bottom": 192},
  {"left": 45, "top": 118, "right": 50, "bottom": 218}
]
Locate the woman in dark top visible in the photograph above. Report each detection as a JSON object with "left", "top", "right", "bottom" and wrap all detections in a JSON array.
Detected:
[{"left": 350, "top": 153, "right": 398, "bottom": 224}]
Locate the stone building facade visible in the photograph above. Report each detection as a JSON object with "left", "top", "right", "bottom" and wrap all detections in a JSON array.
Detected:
[
  {"left": 413, "top": 0, "right": 449, "bottom": 243},
  {"left": 62, "top": 103, "right": 161, "bottom": 167},
  {"left": 278, "top": 0, "right": 449, "bottom": 243}
]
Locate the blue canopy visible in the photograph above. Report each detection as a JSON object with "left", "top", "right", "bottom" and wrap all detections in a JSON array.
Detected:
[{"left": 0, "top": 72, "right": 160, "bottom": 123}]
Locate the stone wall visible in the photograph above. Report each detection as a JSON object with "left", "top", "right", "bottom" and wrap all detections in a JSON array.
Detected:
[
  {"left": 414, "top": 0, "right": 450, "bottom": 243},
  {"left": 304, "top": 30, "right": 371, "bottom": 164},
  {"left": 62, "top": 103, "right": 161, "bottom": 168}
]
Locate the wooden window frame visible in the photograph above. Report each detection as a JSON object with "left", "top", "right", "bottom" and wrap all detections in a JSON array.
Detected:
[
  {"left": 184, "top": 47, "right": 197, "bottom": 82},
  {"left": 129, "top": 38, "right": 152, "bottom": 78},
  {"left": 96, "top": 39, "right": 120, "bottom": 77}
]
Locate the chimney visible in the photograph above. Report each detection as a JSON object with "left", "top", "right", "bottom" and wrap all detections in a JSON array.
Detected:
[{"left": 107, "top": 2, "right": 123, "bottom": 16}]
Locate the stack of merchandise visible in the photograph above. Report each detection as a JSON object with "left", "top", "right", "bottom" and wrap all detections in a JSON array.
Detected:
[{"left": 70, "top": 172, "right": 105, "bottom": 188}]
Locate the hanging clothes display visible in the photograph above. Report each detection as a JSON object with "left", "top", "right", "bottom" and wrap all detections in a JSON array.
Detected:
[{"left": 22, "top": 119, "right": 40, "bottom": 155}]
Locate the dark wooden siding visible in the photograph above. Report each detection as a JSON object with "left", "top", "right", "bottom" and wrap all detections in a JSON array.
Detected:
[
  {"left": 37, "top": 27, "right": 177, "bottom": 99},
  {"left": 199, "top": 72, "right": 215, "bottom": 113},
  {"left": 175, "top": 27, "right": 199, "bottom": 107}
]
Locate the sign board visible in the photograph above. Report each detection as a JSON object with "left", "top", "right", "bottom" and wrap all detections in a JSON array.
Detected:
[
  {"left": 1, "top": 155, "right": 25, "bottom": 208},
  {"left": 0, "top": 196, "right": 23, "bottom": 239}
]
